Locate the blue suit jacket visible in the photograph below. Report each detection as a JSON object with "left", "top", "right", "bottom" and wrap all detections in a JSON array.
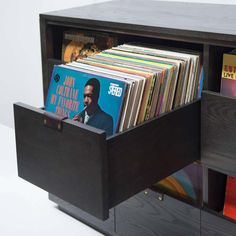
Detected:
[{"left": 81, "top": 105, "right": 114, "bottom": 136}]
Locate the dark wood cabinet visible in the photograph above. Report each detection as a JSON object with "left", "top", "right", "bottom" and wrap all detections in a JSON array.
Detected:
[{"left": 14, "top": 1, "right": 236, "bottom": 235}]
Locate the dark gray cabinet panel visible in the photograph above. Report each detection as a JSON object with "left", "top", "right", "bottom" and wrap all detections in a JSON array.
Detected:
[{"left": 116, "top": 190, "right": 200, "bottom": 236}]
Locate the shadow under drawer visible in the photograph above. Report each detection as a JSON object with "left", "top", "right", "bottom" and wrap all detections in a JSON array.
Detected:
[{"left": 14, "top": 100, "right": 200, "bottom": 220}]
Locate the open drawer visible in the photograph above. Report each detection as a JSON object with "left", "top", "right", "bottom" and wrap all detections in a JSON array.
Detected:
[
  {"left": 201, "top": 91, "right": 236, "bottom": 176},
  {"left": 14, "top": 100, "right": 200, "bottom": 220}
]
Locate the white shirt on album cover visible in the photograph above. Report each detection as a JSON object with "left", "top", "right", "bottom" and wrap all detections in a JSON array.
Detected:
[{"left": 84, "top": 111, "right": 90, "bottom": 124}]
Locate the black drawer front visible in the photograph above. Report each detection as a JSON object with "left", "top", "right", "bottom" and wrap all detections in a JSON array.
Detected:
[
  {"left": 201, "top": 91, "right": 236, "bottom": 176},
  {"left": 116, "top": 189, "right": 200, "bottom": 236},
  {"left": 201, "top": 210, "right": 236, "bottom": 236},
  {"left": 14, "top": 102, "right": 108, "bottom": 220},
  {"left": 14, "top": 100, "right": 200, "bottom": 220}
]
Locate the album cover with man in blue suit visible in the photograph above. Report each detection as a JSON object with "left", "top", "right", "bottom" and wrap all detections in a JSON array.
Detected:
[{"left": 45, "top": 65, "right": 127, "bottom": 136}]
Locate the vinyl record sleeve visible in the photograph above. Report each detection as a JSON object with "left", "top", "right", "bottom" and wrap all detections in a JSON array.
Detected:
[{"left": 45, "top": 65, "right": 127, "bottom": 136}]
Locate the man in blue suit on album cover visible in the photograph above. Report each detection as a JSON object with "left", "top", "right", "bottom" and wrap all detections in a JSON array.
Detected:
[{"left": 72, "top": 78, "right": 114, "bottom": 136}]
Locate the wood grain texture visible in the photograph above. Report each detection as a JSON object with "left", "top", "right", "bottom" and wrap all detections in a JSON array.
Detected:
[
  {"left": 49, "top": 194, "right": 118, "bottom": 236},
  {"left": 201, "top": 91, "right": 236, "bottom": 176},
  {"left": 116, "top": 189, "right": 200, "bottom": 236},
  {"left": 201, "top": 210, "right": 236, "bottom": 236},
  {"left": 14, "top": 102, "right": 109, "bottom": 220},
  {"left": 41, "top": 1, "right": 236, "bottom": 47},
  {"left": 108, "top": 100, "right": 200, "bottom": 207}
]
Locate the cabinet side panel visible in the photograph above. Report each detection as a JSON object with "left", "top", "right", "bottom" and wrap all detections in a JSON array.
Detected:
[{"left": 201, "top": 91, "right": 236, "bottom": 176}]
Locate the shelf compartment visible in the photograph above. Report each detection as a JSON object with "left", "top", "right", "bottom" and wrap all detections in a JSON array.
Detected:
[
  {"left": 43, "top": 22, "right": 204, "bottom": 61},
  {"left": 203, "top": 45, "right": 234, "bottom": 92},
  {"left": 201, "top": 208, "right": 236, "bottom": 236},
  {"left": 201, "top": 91, "right": 236, "bottom": 176},
  {"left": 116, "top": 189, "right": 200, "bottom": 236},
  {"left": 203, "top": 168, "right": 227, "bottom": 211},
  {"left": 202, "top": 168, "right": 236, "bottom": 235},
  {"left": 14, "top": 100, "right": 200, "bottom": 220}
]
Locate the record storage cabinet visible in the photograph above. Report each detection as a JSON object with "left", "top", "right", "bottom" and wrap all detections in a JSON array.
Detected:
[{"left": 13, "top": 1, "right": 236, "bottom": 235}]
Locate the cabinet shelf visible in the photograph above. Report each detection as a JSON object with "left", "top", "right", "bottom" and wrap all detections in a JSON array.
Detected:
[{"left": 202, "top": 167, "right": 236, "bottom": 235}]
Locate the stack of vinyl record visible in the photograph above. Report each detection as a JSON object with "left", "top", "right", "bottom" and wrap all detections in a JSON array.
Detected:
[{"left": 46, "top": 43, "right": 203, "bottom": 136}]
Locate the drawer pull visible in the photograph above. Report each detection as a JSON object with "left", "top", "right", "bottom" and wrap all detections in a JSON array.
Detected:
[{"left": 43, "top": 111, "right": 67, "bottom": 131}]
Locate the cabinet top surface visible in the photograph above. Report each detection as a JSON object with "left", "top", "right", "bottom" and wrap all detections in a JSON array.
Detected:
[{"left": 42, "top": 0, "right": 236, "bottom": 38}]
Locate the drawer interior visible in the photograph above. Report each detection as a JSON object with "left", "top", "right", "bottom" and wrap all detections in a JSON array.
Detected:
[{"left": 14, "top": 100, "right": 200, "bottom": 220}]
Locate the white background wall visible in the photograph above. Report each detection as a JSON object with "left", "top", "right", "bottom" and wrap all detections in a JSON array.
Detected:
[
  {"left": 1, "top": 0, "right": 236, "bottom": 128},
  {"left": 0, "top": 0, "right": 107, "bottom": 128}
]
